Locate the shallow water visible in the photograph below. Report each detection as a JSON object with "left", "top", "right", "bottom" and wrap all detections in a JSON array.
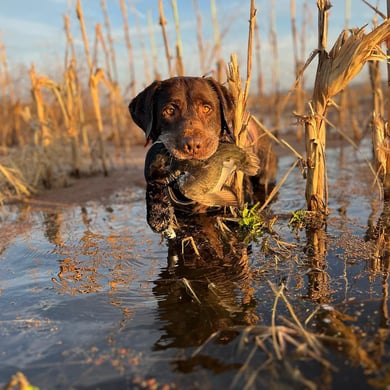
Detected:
[{"left": 1, "top": 137, "right": 390, "bottom": 389}]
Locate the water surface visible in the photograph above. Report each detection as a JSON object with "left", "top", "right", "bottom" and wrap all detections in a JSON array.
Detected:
[{"left": 1, "top": 138, "right": 389, "bottom": 389}]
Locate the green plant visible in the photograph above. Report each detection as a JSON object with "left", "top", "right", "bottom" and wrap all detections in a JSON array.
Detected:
[
  {"left": 238, "top": 203, "right": 265, "bottom": 243},
  {"left": 288, "top": 209, "right": 310, "bottom": 231}
]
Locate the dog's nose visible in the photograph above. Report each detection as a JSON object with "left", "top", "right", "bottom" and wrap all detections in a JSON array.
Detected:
[{"left": 181, "top": 136, "right": 202, "bottom": 157}]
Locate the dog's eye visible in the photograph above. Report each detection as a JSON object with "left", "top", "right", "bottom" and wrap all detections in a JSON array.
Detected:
[
  {"left": 202, "top": 104, "right": 212, "bottom": 113},
  {"left": 163, "top": 105, "right": 176, "bottom": 117}
]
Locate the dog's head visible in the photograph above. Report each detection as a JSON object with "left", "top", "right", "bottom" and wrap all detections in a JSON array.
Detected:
[{"left": 129, "top": 77, "right": 235, "bottom": 160}]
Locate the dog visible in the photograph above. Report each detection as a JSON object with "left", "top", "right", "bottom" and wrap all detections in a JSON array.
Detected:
[{"left": 129, "top": 76, "right": 277, "bottom": 237}]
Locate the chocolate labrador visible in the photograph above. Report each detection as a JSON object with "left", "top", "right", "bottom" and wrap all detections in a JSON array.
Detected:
[{"left": 129, "top": 76, "right": 277, "bottom": 237}]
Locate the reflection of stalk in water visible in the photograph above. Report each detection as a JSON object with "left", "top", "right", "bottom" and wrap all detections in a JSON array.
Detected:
[
  {"left": 43, "top": 211, "right": 64, "bottom": 246},
  {"left": 304, "top": 227, "right": 331, "bottom": 304},
  {"left": 366, "top": 200, "right": 390, "bottom": 328}
]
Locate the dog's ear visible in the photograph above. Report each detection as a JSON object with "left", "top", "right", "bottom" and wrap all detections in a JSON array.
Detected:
[
  {"left": 205, "top": 77, "right": 235, "bottom": 134},
  {"left": 129, "top": 80, "right": 161, "bottom": 141}
]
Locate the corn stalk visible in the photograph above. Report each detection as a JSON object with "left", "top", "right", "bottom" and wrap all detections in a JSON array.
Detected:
[
  {"left": 290, "top": 0, "right": 305, "bottom": 140},
  {"left": 130, "top": 0, "right": 151, "bottom": 85},
  {"left": 101, "top": 0, "right": 118, "bottom": 82},
  {"left": 148, "top": 10, "right": 161, "bottom": 80},
  {"left": 29, "top": 64, "right": 52, "bottom": 148},
  {"left": 210, "top": 0, "right": 221, "bottom": 66},
  {"left": 193, "top": 0, "right": 206, "bottom": 75},
  {"left": 227, "top": 0, "right": 256, "bottom": 206},
  {"left": 0, "top": 33, "right": 15, "bottom": 105},
  {"left": 76, "top": 0, "right": 93, "bottom": 74},
  {"left": 171, "top": 0, "right": 184, "bottom": 76},
  {"left": 63, "top": 14, "right": 90, "bottom": 158},
  {"left": 385, "top": 0, "right": 390, "bottom": 198},
  {"left": 304, "top": 1, "right": 390, "bottom": 216},
  {"left": 119, "top": 0, "right": 136, "bottom": 96},
  {"left": 63, "top": 60, "right": 82, "bottom": 176},
  {"left": 158, "top": 0, "right": 173, "bottom": 77},
  {"left": 93, "top": 23, "right": 112, "bottom": 80},
  {"left": 269, "top": 0, "right": 281, "bottom": 136},
  {"left": 0, "top": 34, "right": 22, "bottom": 148},
  {"left": 89, "top": 69, "right": 109, "bottom": 176},
  {"left": 254, "top": 20, "right": 264, "bottom": 99},
  {"left": 76, "top": 0, "right": 108, "bottom": 176}
]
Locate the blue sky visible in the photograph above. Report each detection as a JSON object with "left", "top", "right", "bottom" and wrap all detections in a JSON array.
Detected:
[{"left": 0, "top": 0, "right": 384, "bottom": 98}]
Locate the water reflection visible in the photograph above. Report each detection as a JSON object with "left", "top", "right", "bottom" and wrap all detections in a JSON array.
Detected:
[
  {"left": 42, "top": 212, "right": 63, "bottom": 246},
  {"left": 366, "top": 200, "right": 390, "bottom": 329},
  {"left": 13, "top": 195, "right": 389, "bottom": 388},
  {"left": 49, "top": 205, "right": 136, "bottom": 295},
  {"left": 152, "top": 214, "right": 258, "bottom": 354},
  {"left": 299, "top": 200, "right": 390, "bottom": 386},
  {"left": 366, "top": 201, "right": 390, "bottom": 275},
  {"left": 304, "top": 227, "right": 331, "bottom": 304}
]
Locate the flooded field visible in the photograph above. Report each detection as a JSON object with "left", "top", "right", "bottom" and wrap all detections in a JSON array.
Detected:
[{"left": 1, "top": 138, "right": 390, "bottom": 389}]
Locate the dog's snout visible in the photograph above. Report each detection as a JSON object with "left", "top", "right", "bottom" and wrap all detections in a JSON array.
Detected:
[{"left": 181, "top": 136, "right": 203, "bottom": 157}]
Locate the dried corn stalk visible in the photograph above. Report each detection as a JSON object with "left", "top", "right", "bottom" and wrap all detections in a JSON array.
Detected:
[
  {"left": 227, "top": 0, "right": 256, "bottom": 206},
  {"left": 171, "top": 0, "right": 184, "bottom": 76},
  {"left": 119, "top": 0, "right": 136, "bottom": 96},
  {"left": 76, "top": 0, "right": 93, "bottom": 74},
  {"left": 313, "top": 25, "right": 390, "bottom": 109},
  {"left": 304, "top": 1, "right": 390, "bottom": 216},
  {"left": 101, "top": 0, "right": 118, "bottom": 82},
  {"left": 89, "top": 69, "right": 108, "bottom": 176},
  {"left": 29, "top": 64, "right": 52, "bottom": 148},
  {"left": 158, "top": 0, "right": 173, "bottom": 77},
  {"left": 64, "top": 60, "right": 82, "bottom": 175},
  {"left": 64, "top": 14, "right": 90, "bottom": 162},
  {"left": 0, "top": 163, "right": 31, "bottom": 204}
]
